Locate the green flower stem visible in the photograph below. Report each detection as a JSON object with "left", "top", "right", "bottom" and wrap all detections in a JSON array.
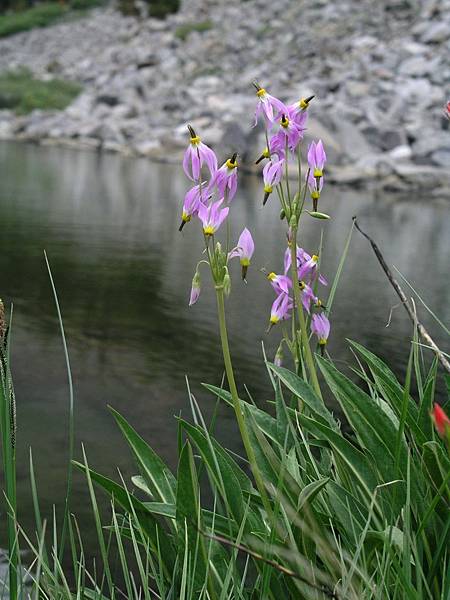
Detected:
[
  {"left": 289, "top": 227, "right": 322, "bottom": 400},
  {"left": 215, "top": 286, "right": 273, "bottom": 518}
]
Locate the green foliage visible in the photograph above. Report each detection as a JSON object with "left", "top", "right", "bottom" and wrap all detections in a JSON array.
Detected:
[
  {"left": 0, "top": 68, "right": 81, "bottom": 114},
  {"left": 43, "top": 340, "right": 446, "bottom": 599},
  {"left": 175, "top": 20, "right": 213, "bottom": 41},
  {"left": 0, "top": 0, "right": 105, "bottom": 38},
  {"left": 147, "top": 0, "right": 179, "bottom": 19},
  {"left": 0, "top": 3, "right": 66, "bottom": 37}
]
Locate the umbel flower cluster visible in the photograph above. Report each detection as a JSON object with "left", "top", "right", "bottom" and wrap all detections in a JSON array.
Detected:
[{"left": 179, "top": 82, "right": 331, "bottom": 366}]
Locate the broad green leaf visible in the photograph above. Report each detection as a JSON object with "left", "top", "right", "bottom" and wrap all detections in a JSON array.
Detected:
[
  {"left": 269, "top": 364, "right": 338, "bottom": 431},
  {"left": 179, "top": 418, "right": 248, "bottom": 525},
  {"left": 348, "top": 341, "right": 425, "bottom": 443},
  {"left": 316, "top": 356, "right": 409, "bottom": 486},
  {"left": 110, "top": 406, "right": 176, "bottom": 504},
  {"left": 73, "top": 460, "right": 176, "bottom": 575},
  {"left": 326, "top": 481, "right": 368, "bottom": 545},
  {"left": 176, "top": 442, "right": 211, "bottom": 594},
  {"left": 203, "top": 383, "right": 279, "bottom": 444},
  {"left": 298, "top": 414, "right": 379, "bottom": 495}
]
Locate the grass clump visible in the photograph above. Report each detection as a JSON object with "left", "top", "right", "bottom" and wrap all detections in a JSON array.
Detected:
[
  {"left": 147, "top": 0, "right": 179, "bottom": 18},
  {"left": 0, "top": 69, "right": 82, "bottom": 114},
  {"left": 175, "top": 20, "right": 213, "bottom": 41},
  {"left": 0, "top": 0, "right": 105, "bottom": 38},
  {"left": 0, "top": 3, "right": 67, "bottom": 37}
]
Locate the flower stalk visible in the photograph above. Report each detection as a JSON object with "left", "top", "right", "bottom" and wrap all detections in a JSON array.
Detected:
[{"left": 215, "top": 286, "right": 273, "bottom": 517}]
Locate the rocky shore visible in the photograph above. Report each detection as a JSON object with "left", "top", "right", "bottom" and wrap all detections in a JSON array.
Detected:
[{"left": 0, "top": 0, "right": 450, "bottom": 190}]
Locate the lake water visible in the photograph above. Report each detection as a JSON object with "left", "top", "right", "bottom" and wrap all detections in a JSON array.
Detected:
[{"left": 0, "top": 141, "right": 449, "bottom": 570}]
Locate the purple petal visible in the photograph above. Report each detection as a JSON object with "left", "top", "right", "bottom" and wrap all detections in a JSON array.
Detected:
[{"left": 238, "top": 228, "right": 254, "bottom": 260}]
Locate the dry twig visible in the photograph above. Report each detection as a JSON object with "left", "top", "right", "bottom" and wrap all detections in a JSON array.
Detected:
[{"left": 352, "top": 217, "right": 450, "bottom": 374}]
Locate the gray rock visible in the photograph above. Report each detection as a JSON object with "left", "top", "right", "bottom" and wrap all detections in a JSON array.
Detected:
[
  {"left": 421, "top": 21, "right": 449, "bottom": 44},
  {"left": 431, "top": 149, "right": 450, "bottom": 167},
  {"left": 332, "top": 118, "right": 373, "bottom": 163}
]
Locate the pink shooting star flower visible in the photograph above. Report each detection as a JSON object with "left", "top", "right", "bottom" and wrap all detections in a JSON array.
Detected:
[
  {"left": 262, "top": 158, "right": 284, "bottom": 205},
  {"left": 189, "top": 270, "right": 201, "bottom": 306},
  {"left": 311, "top": 313, "right": 330, "bottom": 350},
  {"left": 255, "top": 134, "right": 286, "bottom": 164},
  {"left": 283, "top": 245, "right": 308, "bottom": 275},
  {"left": 268, "top": 293, "right": 292, "bottom": 329},
  {"left": 297, "top": 253, "right": 328, "bottom": 286},
  {"left": 183, "top": 125, "right": 218, "bottom": 182},
  {"left": 198, "top": 200, "right": 229, "bottom": 236},
  {"left": 214, "top": 154, "right": 238, "bottom": 201},
  {"left": 298, "top": 280, "right": 316, "bottom": 313},
  {"left": 228, "top": 227, "right": 255, "bottom": 280},
  {"left": 288, "top": 95, "right": 315, "bottom": 124},
  {"left": 307, "top": 140, "right": 326, "bottom": 178},
  {"left": 307, "top": 170, "right": 324, "bottom": 212},
  {"left": 271, "top": 114, "right": 303, "bottom": 153},
  {"left": 253, "top": 82, "right": 287, "bottom": 126},
  {"left": 445, "top": 101, "right": 450, "bottom": 120},
  {"left": 179, "top": 183, "right": 208, "bottom": 231},
  {"left": 267, "top": 272, "right": 291, "bottom": 295}
]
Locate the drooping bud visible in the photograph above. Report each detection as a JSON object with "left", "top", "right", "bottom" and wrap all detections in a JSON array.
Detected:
[{"left": 189, "top": 270, "right": 201, "bottom": 306}]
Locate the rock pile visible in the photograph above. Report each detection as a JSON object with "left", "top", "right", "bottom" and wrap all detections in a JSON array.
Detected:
[{"left": 0, "top": 0, "right": 449, "bottom": 189}]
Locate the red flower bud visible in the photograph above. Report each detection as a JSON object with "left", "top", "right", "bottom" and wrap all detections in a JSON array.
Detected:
[{"left": 432, "top": 403, "right": 450, "bottom": 437}]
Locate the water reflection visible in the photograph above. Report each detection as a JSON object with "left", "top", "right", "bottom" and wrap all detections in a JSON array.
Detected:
[{"left": 0, "top": 141, "right": 449, "bottom": 565}]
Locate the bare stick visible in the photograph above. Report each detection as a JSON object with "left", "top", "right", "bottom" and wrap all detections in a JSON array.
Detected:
[
  {"left": 200, "top": 529, "right": 340, "bottom": 599},
  {"left": 352, "top": 217, "right": 450, "bottom": 374}
]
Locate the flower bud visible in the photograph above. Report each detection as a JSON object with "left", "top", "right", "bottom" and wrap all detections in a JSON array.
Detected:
[
  {"left": 279, "top": 208, "right": 285, "bottom": 220},
  {"left": 223, "top": 270, "right": 231, "bottom": 297},
  {"left": 189, "top": 270, "right": 201, "bottom": 306},
  {"left": 308, "top": 211, "right": 330, "bottom": 220},
  {"left": 274, "top": 343, "right": 283, "bottom": 367}
]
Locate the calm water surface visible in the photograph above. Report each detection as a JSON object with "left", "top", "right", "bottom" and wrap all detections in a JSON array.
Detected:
[{"left": 0, "top": 141, "right": 449, "bottom": 566}]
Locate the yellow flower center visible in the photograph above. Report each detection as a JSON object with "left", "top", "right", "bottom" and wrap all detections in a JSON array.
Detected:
[
  {"left": 314, "top": 168, "right": 323, "bottom": 178},
  {"left": 226, "top": 158, "right": 238, "bottom": 169},
  {"left": 182, "top": 212, "right": 191, "bottom": 223},
  {"left": 262, "top": 148, "right": 270, "bottom": 158},
  {"left": 280, "top": 116, "right": 289, "bottom": 128},
  {"left": 299, "top": 98, "right": 309, "bottom": 109},
  {"left": 190, "top": 135, "right": 201, "bottom": 145},
  {"left": 264, "top": 184, "right": 273, "bottom": 194},
  {"left": 267, "top": 272, "right": 276, "bottom": 281},
  {"left": 316, "top": 299, "right": 322, "bottom": 307},
  {"left": 299, "top": 281, "right": 306, "bottom": 290},
  {"left": 256, "top": 88, "right": 266, "bottom": 98},
  {"left": 312, "top": 255, "right": 319, "bottom": 263},
  {"left": 203, "top": 226, "right": 215, "bottom": 236},
  {"left": 270, "top": 315, "right": 279, "bottom": 324},
  {"left": 240, "top": 258, "right": 250, "bottom": 267},
  {"left": 311, "top": 190, "right": 320, "bottom": 200},
  {"left": 319, "top": 338, "right": 327, "bottom": 345}
]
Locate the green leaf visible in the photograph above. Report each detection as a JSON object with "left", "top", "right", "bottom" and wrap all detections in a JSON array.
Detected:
[
  {"left": 109, "top": 406, "right": 176, "bottom": 504},
  {"left": 176, "top": 442, "right": 210, "bottom": 594},
  {"left": 316, "top": 356, "right": 409, "bottom": 486},
  {"left": 73, "top": 460, "right": 176, "bottom": 575},
  {"left": 298, "top": 414, "right": 379, "bottom": 495},
  {"left": 179, "top": 418, "right": 249, "bottom": 525},
  {"left": 203, "top": 383, "right": 279, "bottom": 443},
  {"left": 348, "top": 341, "right": 426, "bottom": 444},
  {"left": 269, "top": 364, "right": 338, "bottom": 431}
]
